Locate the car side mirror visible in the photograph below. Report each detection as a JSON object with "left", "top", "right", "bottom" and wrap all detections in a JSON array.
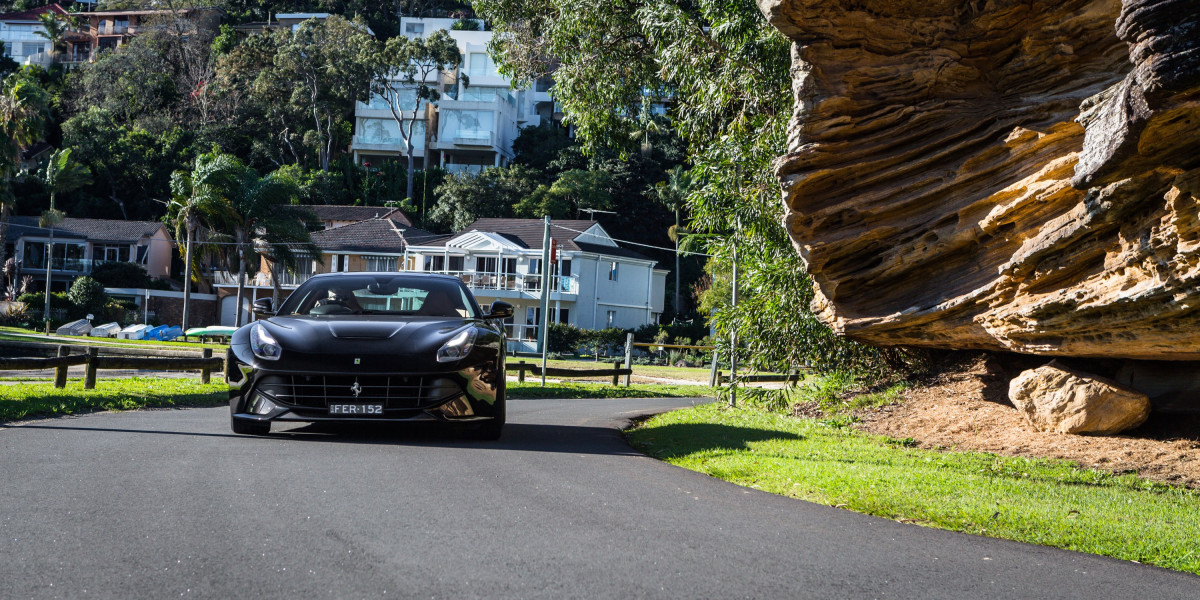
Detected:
[
  {"left": 252, "top": 298, "right": 275, "bottom": 316},
  {"left": 488, "top": 301, "right": 513, "bottom": 320}
]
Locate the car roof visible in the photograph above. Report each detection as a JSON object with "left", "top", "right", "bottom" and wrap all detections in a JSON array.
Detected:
[{"left": 310, "top": 271, "right": 460, "bottom": 281}]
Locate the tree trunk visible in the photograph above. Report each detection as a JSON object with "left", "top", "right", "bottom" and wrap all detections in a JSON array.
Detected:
[
  {"left": 0, "top": 201, "right": 10, "bottom": 293},
  {"left": 182, "top": 222, "right": 194, "bottom": 330},
  {"left": 407, "top": 149, "right": 416, "bottom": 212},
  {"left": 43, "top": 227, "right": 54, "bottom": 323},
  {"left": 268, "top": 259, "right": 283, "bottom": 308},
  {"left": 234, "top": 242, "right": 246, "bottom": 328},
  {"left": 674, "top": 208, "right": 682, "bottom": 317}
]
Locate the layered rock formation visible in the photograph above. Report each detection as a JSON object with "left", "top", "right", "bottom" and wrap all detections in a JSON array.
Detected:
[{"left": 758, "top": 0, "right": 1200, "bottom": 360}]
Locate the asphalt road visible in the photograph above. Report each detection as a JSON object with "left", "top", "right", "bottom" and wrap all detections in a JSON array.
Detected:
[{"left": 1, "top": 398, "right": 1195, "bottom": 599}]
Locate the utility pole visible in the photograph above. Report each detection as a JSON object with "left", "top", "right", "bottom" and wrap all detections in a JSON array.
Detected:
[
  {"left": 539, "top": 216, "right": 552, "bottom": 386},
  {"left": 729, "top": 221, "right": 739, "bottom": 408}
]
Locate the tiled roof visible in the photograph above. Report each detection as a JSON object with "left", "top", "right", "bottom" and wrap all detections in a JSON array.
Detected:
[
  {"left": 0, "top": 3, "right": 68, "bottom": 22},
  {"left": 310, "top": 218, "right": 436, "bottom": 253},
  {"left": 5, "top": 216, "right": 167, "bottom": 244},
  {"left": 300, "top": 205, "right": 413, "bottom": 227}
]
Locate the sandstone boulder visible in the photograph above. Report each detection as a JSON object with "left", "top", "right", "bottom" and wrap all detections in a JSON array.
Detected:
[
  {"left": 1008, "top": 362, "right": 1150, "bottom": 434},
  {"left": 757, "top": 0, "right": 1200, "bottom": 361}
]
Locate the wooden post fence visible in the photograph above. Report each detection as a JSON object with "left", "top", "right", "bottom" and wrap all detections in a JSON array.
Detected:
[
  {"left": 54, "top": 346, "right": 69, "bottom": 388},
  {"left": 84, "top": 347, "right": 99, "bottom": 389}
]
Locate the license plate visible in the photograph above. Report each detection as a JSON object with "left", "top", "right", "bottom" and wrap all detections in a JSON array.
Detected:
[{"left": 328, "top": 404, "right": 384, "bottom": 416}]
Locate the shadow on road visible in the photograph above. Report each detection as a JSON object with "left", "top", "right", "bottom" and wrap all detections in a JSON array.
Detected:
[
  {"left": 629, "top": 422, "right": 803, "bottom": 458},
  {"left": 4, "top": 421, "right": 646, "bottom": 456}
]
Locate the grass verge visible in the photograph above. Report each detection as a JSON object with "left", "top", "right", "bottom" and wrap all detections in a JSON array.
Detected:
[
  {"left": 0, "top": 326, "right": 229, "bottom": 350},
  {"left": 626, "top": 402, "right": 1200, "bottom": 575},
  {"left": 0, "top": 378, "right": 228, "bottom": 422},
  {"left": 509, "top": 381, "right": 713, "bottom": 399}
]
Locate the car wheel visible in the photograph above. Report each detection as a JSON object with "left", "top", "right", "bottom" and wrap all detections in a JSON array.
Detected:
[{"left": 231, "top": 416, "right": 271, "bottom": 436}]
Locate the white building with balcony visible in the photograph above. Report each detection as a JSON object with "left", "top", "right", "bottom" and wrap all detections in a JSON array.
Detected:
[
  {"left": 404, "top": 219, "right": 667, "bottom": 351},
  {"left": 0, "top": 3, "right": 67, "bottom": 68},
  {"left": 3, "top": 216, "right": 175, "bottom": 293},
  {"left": 351, "top": 16, "right": 556, "bottom": 175}
]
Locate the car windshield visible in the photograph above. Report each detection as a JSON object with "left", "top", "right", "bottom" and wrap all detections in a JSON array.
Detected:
[{"left": 278, "top": 275, "right": 479, "bottom": 318}]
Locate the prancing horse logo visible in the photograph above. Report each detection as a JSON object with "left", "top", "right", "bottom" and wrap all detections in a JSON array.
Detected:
[{"left": 350, "top": 380, "right": 363, "bottom": 398}]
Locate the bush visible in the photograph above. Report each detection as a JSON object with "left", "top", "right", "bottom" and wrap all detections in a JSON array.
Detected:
[
  {"left": 90, "top": 262, "right": 154, "bottom": 289},
  {"left": 68, "top": 276, "right": 110, "bottom": 318},
  {"left": 548, "top": 322, "right": 586, "bottom": 354},
  {"left": 583, "top": 327, "right": 628, "bottom": 358}
]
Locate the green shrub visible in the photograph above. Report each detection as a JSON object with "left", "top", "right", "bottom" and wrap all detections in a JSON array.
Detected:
[
  {"left": 67, "top": 276, "right": 109, "bottom": 318},
  {"left": 548, "top": 322, "right": 585, "bottom": 354},
  {"left": 89, "top": 262, "right": 154, "bottom": 289}
]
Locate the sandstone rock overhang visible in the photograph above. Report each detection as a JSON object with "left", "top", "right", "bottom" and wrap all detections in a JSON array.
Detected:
[{"left": 758, "top": 0, "right": 1200, "bottom": 360}]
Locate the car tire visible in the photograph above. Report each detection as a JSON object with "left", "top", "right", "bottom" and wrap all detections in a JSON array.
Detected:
[{"left": 231, "top": 416, "right": 271, "bottom": 436}]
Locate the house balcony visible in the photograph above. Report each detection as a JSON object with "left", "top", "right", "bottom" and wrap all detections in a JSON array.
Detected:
[
  {"left": 212, "top": 270, "right": 314, "bottom": 288},
  {"left": 20, "top": 257, "right": 131, "bottom": 275}
]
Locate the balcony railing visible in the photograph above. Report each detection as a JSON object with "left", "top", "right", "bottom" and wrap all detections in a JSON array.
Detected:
[
  {"left": 438, "top": 270, "right": 577, "bottom": 295},
  {"left": 21, "top": 257, "right": 129, "bottom": 274}
]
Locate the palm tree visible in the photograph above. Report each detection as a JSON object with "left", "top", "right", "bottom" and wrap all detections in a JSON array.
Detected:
[
  {"left": 225, "top": 169, "right": 319, "bottom": 326},
  {"left": 0, "top": 76, "right": 50, "bottom": 291},
  {"left": 167, "top": 152, "right": 241, "bottom": 331},
  {"left": 656, "top": 165, "right": 695, "bottom": 317},
  {"left": 37, "top": 148, "right": 92, "bottom": 321},
  {"left": 34, "top": 13, "right": 71, "bottom": 62}
]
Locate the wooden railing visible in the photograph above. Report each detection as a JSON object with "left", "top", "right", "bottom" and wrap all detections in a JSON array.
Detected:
[
  {"left": 0, "top": 346, "right": 224, "bottom": 389},
  {"left": 507, "top": 360, "right": 632, "bottom": 386}
]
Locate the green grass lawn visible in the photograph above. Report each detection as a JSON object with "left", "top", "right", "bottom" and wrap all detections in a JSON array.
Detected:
[
  {"left": 0, "top": 378, "right": 229, "bottom": 422},
  {"left": 509, "top": 381, "right": 713, "bottom": 399},
  {"left": 626, "top": 402, "right": 1200, "bottom": 575}
]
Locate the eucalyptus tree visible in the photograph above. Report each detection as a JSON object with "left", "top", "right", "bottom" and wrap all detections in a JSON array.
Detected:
[
  {"left": 37, "top": 148, "right": 92, "bottom": 321},
  {"left": 0, "top": 74, "right": 50, "bottom": 291},
  {"left": 167, "top": 152, "right": 241, "bottom": 331},
  {"left": 260, "top": 15, "right": 375, "bottom": 172},
  {"left": 654, "top": 164, "right": 695, "bottom": 316},
  {"left": 368, "top": 28, "right": 464, "bottom": 208},
  {"left": 476, "top": 0, "right": 895, "bottom": 379}
]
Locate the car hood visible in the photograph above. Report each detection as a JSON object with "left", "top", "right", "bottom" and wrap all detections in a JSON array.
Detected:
[{"left": 259, "top": 315, "right": 472, "bottom": 358}]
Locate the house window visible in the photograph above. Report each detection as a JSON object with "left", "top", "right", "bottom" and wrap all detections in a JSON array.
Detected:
[
  {"left": 364, "top": 255, "right": 398, "bottom": 271},
  {"left": 559, "top": 259, "right": 571, "bottom": 277},
  {"left": 405, "top": 22, "right": 424, "bottom": 35},
  {"left": 557, "top": 308, "right": 569, "bottom": 324},
  {"left": 20, "top": 42, "right": 45, "bottom": 58},
  {"left": 448, "top": 256, "right": 464, "bottom": 271},
  {"left": 476, "top": 256, "right": 498, "bottom": 274},
  {"left": 424, "top": 255, "right": 445, "bottom": 271},
  {"left": 527, "top": 258, "right": 540, "bottom": 274},
  {"left": 94, "top": 244, "right": 130, "bottom": 264},
  {"left": 502, "top": 257, "right": 517, "bottom": 274},
  {"left": 606, "top": 310, "right": 616, "bottom": 328},
  {"left": 608, "top": 261, "right": 618, "bottom": 281}
]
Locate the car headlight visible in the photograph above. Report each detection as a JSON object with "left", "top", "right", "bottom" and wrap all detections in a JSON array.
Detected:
[
  {"left": 437, "top": 328, "right": 477, "bottom": 363},
  {"left": 250, "top": 323, "right": 282, "bottom": 361}
]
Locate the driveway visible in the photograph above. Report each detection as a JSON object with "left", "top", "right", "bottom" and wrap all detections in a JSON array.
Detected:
[{"left": 0, "top": 398, "right": 1194, "bottom": 598}]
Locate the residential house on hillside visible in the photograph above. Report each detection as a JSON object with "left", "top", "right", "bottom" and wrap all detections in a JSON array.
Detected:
[
  {"left": 351, "top": 16, "right": 556, "bottom": 174},
  {"left": 0, "top": 3, "right": 86, "bottom": 66},
  {"left": 3, "top": 216, "right": 174, "bottom": 292},
  {"left": 77, "top": 7, "right": 222, "bottom": 60}
]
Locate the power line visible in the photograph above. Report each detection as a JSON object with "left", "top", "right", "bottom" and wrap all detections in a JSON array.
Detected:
[{"left": 549, "top": 222, "right": 714, "bottom": 258}]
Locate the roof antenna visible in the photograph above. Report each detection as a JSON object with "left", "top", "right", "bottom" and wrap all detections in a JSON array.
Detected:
[{"left": 579, "top": 208, "right": 616, "bottom": 220}]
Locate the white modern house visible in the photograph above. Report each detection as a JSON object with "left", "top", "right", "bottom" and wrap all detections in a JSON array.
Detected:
[
  {"left": 351, "top": 16, "right": 556, "bottom": 174},
  {"left": 0, "top": 3, "right": 65, "bottom": 68}
]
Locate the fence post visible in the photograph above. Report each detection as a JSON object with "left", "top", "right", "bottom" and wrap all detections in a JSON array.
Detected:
[
  {"left": 611, "top": 360, "right": 620, "bottom": 386},
  {"left": 201, "top": 348, "right": 213, "bottom": 384},
  {"left": 623, "top": 333, "right": 633, "bottom": 387},
  {"left": 84, "top": 347, "right": 98, "bottom": 390},
  {"left": 54, "top": 346, "right": 68, "bottom": 389},
  {"left": 708, "top": 351, "right": 719, "bottom": 387},
  {"left": 517, "top": 360, "right": 526, "bottom": 384}
]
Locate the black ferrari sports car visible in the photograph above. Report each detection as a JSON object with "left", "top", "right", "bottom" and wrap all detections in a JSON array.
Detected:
[{"left": 226, "top": 272, "right": 511, "bottom": 439}]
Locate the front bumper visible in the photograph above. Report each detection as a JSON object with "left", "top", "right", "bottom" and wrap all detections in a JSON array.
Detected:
[{"left": 228, "top": 358, "right": 501, "bottom": 424}]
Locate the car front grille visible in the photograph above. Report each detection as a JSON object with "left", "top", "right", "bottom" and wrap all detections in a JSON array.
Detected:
[{"left": 254, "top": 374, "right": 462, "bottom": 410}]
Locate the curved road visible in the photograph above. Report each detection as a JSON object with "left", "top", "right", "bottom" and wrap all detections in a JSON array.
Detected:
[{"left": 0, "top": 398, "right": 1194, "bottom": 598}]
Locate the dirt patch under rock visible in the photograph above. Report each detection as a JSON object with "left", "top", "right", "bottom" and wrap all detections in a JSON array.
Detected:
[{"left": 851, "top": 355, "right": 1200, "bottom": 489}]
